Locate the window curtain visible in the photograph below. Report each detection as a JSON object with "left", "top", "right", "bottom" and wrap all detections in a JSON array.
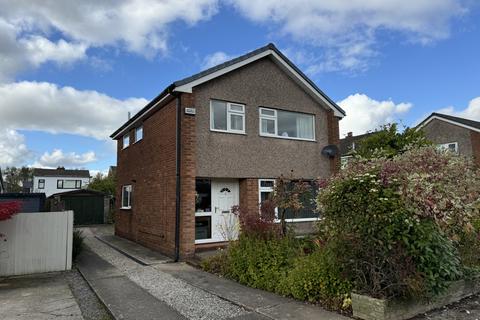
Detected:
[{"left": 296, "top": 115, "right": 313, "bottom": 139}]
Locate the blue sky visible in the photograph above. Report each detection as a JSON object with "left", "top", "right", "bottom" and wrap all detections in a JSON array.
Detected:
[{"left": 0, "top": 1, "right": 479, "bottom": 174}]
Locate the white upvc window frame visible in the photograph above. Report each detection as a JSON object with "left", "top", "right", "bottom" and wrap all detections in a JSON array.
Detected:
[
  {"left": 135, "top": 126, "right": 143, "bottom": 143},
  {"left": 437, "top": 142, "right": 458, "bottom": 154},
  {"left": 122, "top": 133, "right": 130, "bottom": 149},
  {"left": 121, "top": 185, "right": 132, "bottom": 209},
  {"left": 210, "top": 100, "right": 246, "bottom": 134},
  {"left": 259, "top": 107, "right": 316, "bottom": 141},
  {"left": 257, "top": 179, "right": 319, "bottom": 223}
]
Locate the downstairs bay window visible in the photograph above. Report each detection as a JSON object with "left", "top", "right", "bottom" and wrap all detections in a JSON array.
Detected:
[
  {"left": 258, "top": 179, "right": 319, "bottom": 221},
  {"left": 259, "top": 107, "right": 315, "bottom": 141}
]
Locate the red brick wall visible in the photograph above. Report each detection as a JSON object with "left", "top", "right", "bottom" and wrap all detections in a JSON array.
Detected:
[
  {"left": 471, "top": 131, "right": 480, "bottom": 167},
  {"left": 239, "top": 178, "right": 259, "bottom": 216},
  {"left": 115, "top": 94, "right": 196, "bottom": 258},
  {"left": 327, "top": 110, "right": 341, "bottom": 174}
]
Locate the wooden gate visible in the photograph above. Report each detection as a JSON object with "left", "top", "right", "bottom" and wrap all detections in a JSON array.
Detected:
[{"left": 62, "top": 195, "right": 105, "bottom": 225}]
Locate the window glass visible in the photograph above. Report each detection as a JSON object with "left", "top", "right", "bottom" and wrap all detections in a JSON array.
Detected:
[
  {"left": 261, "top": 118, "right": 275, "bottom": 134},
  {"left": 38, "top": 179, "right": 45, "bottom": 189},
  {"left": 122, "top": 185, "right": 132, "bottom": 208},
  {"left": 63, "top": 180, "right": 76, "bottom": 189},
  {"left": 57, "top": 180, "right": 63, "bottom": 189},
  {"left": 195, "top": 216, "right": 212, "bottom": 240},
  {"left": 437, "top": 142, "right": 458, "bottom": 154},
  {"left": 195, "top": 179, "right": 211, "bottom": 213},
  {"left": 259, "top": 108, "right": 314, "bottom": 140},
  {"left": 211, "top": 100, "right": 245, "bottom": 133},
  {"left": 123, "top": 134, "right": 130, "bottom": 148},
  {"left": 75, "top": 180, "right": 82, "bottom": 188},
  {"left": 211, "top": 100, "right": 227, "bottom": 131},
  {"left": 135, "top": 126, "right": 143, "bottom": 142}
]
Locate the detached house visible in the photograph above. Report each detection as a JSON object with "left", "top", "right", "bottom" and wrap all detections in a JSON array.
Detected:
[
  {"left": 32, "top": 168, "right": 91, "bottom": 197},
  {"left": 418, "top": 112, "right": 480, "bottom": 166},
  {"left": 110, "top": 43, "right": 346, "bottom": 260}
]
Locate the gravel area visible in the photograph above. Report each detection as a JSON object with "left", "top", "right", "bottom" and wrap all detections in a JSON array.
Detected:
[
  {"left": 413, "top": 294, "right": 480, "bottom": 320},
  {"left": 65, "top": 268, "right": 113, "bottom": 320},
  {"left": 82, "top": 230, "right": 248, "bottom": 320}
]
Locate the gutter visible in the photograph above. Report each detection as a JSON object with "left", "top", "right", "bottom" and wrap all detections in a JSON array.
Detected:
[{"left": 174, "top": 94, "right": 182, "bottom": 262}]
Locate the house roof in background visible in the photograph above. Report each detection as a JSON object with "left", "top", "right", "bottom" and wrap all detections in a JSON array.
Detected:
[
  {"left": 417, "top": 113, "right": 480, "bottom": 133},
  {"left": 110, "top": 43, "right": 346, "bottom": 139},
  {"left": 339, "top": 132, "right": 375, "bottom": 156},
  {"left": 32, "top": 168, "right": 90, "bottom": 178}
]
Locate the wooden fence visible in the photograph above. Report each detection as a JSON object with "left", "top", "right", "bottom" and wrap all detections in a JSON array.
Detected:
[{"left": 0, "top": 211, "right": 73, "bottom": 276}]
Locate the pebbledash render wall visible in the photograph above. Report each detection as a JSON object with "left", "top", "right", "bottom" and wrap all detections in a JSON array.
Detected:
[
  {"left": 422, "top": 119, "right": 480, "bottom": 166},
  {"left": 115, "top": 94, "right": 196, "bottom": 258},
  {"left": 115, "top": 56, "right": 341, "bottom": 258}
]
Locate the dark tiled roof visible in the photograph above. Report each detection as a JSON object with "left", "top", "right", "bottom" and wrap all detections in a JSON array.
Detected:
[
  {"left": 419, "top": 113, "right": 480, "bottom": 130},
  {"left": 339, "top": 132, "right": 375, "bottom": 156},
  {"left": 110, "top": 43, "right": 346, "bottom": 138},
  {"left": 32, "top": 168, "right": 90, "bottom": 178}
]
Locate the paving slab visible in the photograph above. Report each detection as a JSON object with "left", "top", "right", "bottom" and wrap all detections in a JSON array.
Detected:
[
  {"left": 77, "top": 248, "right": 185, "bottom": 320},
  {"left": 96, "top": 234, "right": 172, "bottom": 265},
  {"left": 0, "top": 272, "right": 83, "bottom": 320}
]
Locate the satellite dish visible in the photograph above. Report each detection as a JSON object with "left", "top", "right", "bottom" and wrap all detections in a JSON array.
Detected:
[{"left": 321, "top": 145, "right": 339, "bottom": 158}]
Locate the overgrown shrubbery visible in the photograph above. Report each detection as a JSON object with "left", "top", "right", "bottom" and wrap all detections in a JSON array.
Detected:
[
  {"left": 318, "top": 147, "right": 480, "bottom": 299},
  {"left": 72, "top": 229, "right": 85, "bottom": 261}
]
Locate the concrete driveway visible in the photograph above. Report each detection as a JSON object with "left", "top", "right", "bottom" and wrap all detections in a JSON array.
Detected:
[{"left": 0, "top": 272, "right": 83, "bottom": 320}]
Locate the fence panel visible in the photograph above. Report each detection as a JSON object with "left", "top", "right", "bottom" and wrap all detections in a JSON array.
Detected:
[{"left": 0, "top": 211, "right": 73, "bottom": 276}]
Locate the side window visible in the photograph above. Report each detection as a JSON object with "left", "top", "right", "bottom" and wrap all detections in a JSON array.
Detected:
[
  {"left": 210, "top": 100, "right": 245, "bottom": 134},
  {"left": 123, "top": 133, "right": 130, "bottom": 149},
  {"left": 38, "top": 179, "right": 45, "bottom": 189},
  {"left": 57, "top": 179, "right": 64, "bottom": 189},
  {"left": 122, "top": 185, "right": 132, "bottom": 209}
]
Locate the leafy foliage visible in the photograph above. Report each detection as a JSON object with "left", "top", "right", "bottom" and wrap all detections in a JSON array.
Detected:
[
  {"left": 72, "top": 229, "right": 85, "bottom": 261},
  {"left": 0, "top": 201, "right": 21, "bottom": 221},
  {"left": 353, "top": 123, "right": 431, "bottom": 159},
  {"left": 3, "top": 166, "right": 33, "bottom": 192},
  {"left": 317, "top": 147, "right": 480, "bottom": 299},
  {"left": 88, "top": 171, "right": 116, "bottom": 195}
]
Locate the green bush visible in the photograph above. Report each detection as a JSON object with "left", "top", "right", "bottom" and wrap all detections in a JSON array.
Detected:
[
  {"left": 201, "top": 249, "right": 229, "bottom": 275},
  {"left": 225, "top": 235, "right": 300, "bottom": 292},
  {"left": 279, "top": 241, "right": 352, "bottom": 310},
  {"left": 72, "top": 229, "right": 85, "bottom": 261}
]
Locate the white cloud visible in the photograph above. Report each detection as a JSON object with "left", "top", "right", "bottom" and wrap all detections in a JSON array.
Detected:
[
  {"left": 230, "top": 0, "right": 467, "bottom": 72},
  {"left": 0, "top": 81, "right": 148, "bottom": 140},
  {"left": 0, "top": 0, "right": 219, "bottom": 80},
  {"left": 202, "top": 51, "right": 235, "bottom": 69},
  {"left": 32, "top": 149, "right": 97, "bottom": 168},
  {"left": 338, "top": 94, "right": 412, "bottom": 137},
  {"left": 436, "top": 97, "right": 480, "bottom": 121},
  {"left": 0, "top": 129, "right": 31, "bottom": 167}
]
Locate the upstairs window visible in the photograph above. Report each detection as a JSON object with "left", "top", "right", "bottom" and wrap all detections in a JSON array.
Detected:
[
  {"left": 210, "top": 100, "right": 245, "bottom": 134},
  {"left": 135, "top": 126, "right": 143, "bottom": 143},
  {"left": 57, "top": 179, "right": 82, "bottom": 189},
  {"left": 122, "top": 185, "right": 132, "bottom": 209},
  {"left": 259, "top": 107, "right": 315, "bottom": 141},
  {"left": 438, "top": 142, "right": 458, "bottom": 154},
  {"left": 38, "top": 179, "right": 45, "bottom": 189},
  {"left": 123, "top": 134, "right": 130, "bottom": 149}
]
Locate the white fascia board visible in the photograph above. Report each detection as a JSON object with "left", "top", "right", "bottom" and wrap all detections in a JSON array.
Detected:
[
  {"left": 111, "top": 93, "right": 172, "bottom": 139},
  {"left": 174, "top": 50, "right": 345, "bottom": 118},
  {"left": 418, "top": 116, "right": 480, "bottom": 133}
]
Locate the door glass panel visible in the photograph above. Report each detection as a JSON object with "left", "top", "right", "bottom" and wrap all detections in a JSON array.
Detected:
[
  {"left": 195, "top": 216, "right": 212, "bottom": 240},
  {"left": 195, "top": 179, "right": 211, "bottom": 212}
]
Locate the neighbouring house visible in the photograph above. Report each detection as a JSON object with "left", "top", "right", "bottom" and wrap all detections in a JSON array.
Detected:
[
  {"left": 339, "top": 131, "right": 374, "bottom": 167},
  {"left": 0, "top": 193, "right": 46, "bottom": 212},
  {"left": 417, "top": 113, "right": 480, "bottom": 166},
  {"left": 32, "top": 167, "right": 91, "bottom": 197},
  {"left": 110, "top": 43, "right": 346, "bottom": 259}
]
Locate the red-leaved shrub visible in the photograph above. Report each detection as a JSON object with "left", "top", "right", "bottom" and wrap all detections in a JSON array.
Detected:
[
  {"left": 0, "top": 201, "right": 22, "bottom": 221},
  {"left": 232, "top": 201, "right": 278, "bottom": 239}
]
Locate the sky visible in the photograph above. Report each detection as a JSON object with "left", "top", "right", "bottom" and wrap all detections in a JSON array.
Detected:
[{"left": 0, "top": 0, "right": 479, "bottom": 174}]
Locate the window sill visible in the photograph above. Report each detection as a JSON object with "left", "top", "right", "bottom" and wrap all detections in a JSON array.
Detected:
[
  {"left": 210, "top": 128, "right": 246, "bottom": 135},
  {"left": 259, "top": 134, "right": 316, "bottom": 142},
  {"left": 274, "top": 218, "right": 320, "bottom": 223},
  {"left": 122, "top": 145, "right": 129, "bottom": 150},
  {"left": 120, "top": 207, "right": 132, "bottom": 210},
  {"left": 133, "top": 139, "right": 143, "bottom": 144}
]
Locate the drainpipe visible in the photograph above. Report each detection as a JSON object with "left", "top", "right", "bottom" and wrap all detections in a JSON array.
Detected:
[{"left": 174, "top": 94, "right": 182, "bottom": 262}]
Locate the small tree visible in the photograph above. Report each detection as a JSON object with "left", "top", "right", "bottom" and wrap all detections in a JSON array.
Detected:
[
  {"left": 88, "top": 171, "right": 116, "bottom": 195},
  {"left": 272, "top": 173, "right": 312, "bottom": 237},
  {"left": 355, "top": 123, "right": 431, "bottom": 159}
]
